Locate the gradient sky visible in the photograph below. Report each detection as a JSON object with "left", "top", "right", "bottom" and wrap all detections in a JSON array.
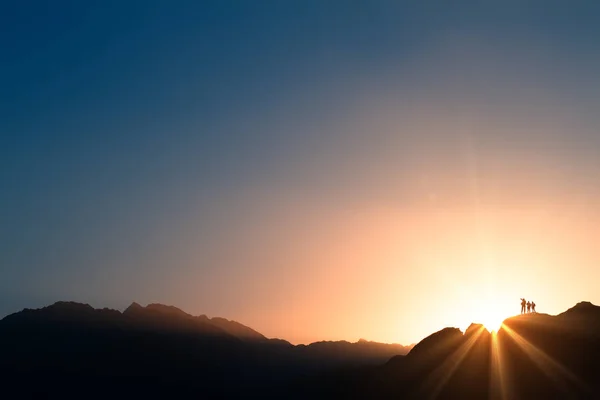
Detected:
[{"left": 2, "top": 1, "right": 600, "bottom": 345}]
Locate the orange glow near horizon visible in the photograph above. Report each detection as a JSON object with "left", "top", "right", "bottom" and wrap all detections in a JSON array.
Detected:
[
  {"left": 476, "top": 304, "right": 506, "bottom": 334},
  {"left": 169, "top": 201, "right": 600, "bottom": 346},
  {"left": 163, "top": 84, "right": 600, "bottom": 347}
]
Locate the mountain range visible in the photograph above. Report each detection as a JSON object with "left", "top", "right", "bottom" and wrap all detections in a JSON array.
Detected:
[
  {"left": 0, "top": 301, "right": 411, "bottom": 398},
  {"left": 2, "top": 301, "right": 600, "bottom": 399}
]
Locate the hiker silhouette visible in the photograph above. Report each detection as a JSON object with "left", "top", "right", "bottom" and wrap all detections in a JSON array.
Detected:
[
  {"left": 531, "top": 301, "right": 536, "bottom": 313},
  {"left": 520, "top": 298, "right": 527, "bottom": 314},
  {"left": 527, "top": 301, "right": 531, "bottom": 313}
]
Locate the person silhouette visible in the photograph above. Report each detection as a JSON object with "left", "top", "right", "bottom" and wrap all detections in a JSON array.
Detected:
[
  {"left": 526, "top": 301, "right": 531, "bottom": 313},
  {"left": 520, "top": 298, "right": 527, "bottom": 314},
  {"left": 531, "top": 301, "right": 536, "bottom": 313}
]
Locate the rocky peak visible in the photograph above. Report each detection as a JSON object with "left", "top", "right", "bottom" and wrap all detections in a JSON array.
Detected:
[
  {"left": 145, "top": 303, "right": 191, "bottom": 318},
  {"left": 465, "top": 323, "right": 489, "bottom": 336},
  {"left": 124, "top": 302, "right": 144, "bottom": 314},
  {"left": 560, "top": 301, "right": 600, "bottom": 317},
  {"left": 48, "top": 301, "right": 95, "bottom": 313},
  {"left": 407, "top": 327, "right": 463, "bottom": 360}
]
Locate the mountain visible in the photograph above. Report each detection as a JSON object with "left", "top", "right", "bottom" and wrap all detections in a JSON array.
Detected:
[
  {"left": 0, "top": 301, "right": 411, "bottom": 399},
  {"left": 301, "top": 302, "right": 600, "bottom": 399},
  {"left": 5, "top": 300, "right": 599, "bottom": 399},
  {"left": 121, "top": 302, "right": 236, "bottom": 337},
  {"left": 0, "top": 301, "right": 267, "bottom": 342},
  {"left": 295, "top": 339, "right": 412, "bottom": 365},
  {"left": 208, "top": 316, "right": 266, "bottom": 341}
]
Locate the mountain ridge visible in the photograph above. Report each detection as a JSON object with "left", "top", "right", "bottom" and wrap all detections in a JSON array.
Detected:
[
  {"left": 3, "top": 300, "right": 599, "bottom": 398},
  {"left": 0, "top": 300, "right": 409, "bottom": 348}
]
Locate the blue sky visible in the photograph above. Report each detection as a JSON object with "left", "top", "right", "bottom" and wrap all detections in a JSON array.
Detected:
[{"left": 2, "top": 1, "right": 600, "bottom": 344}]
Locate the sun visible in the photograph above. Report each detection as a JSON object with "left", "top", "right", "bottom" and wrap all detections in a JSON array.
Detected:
[
  {"left": 458, "top": 295, "right": 512, "bottom": 335},
  {"left": 471, "top": 299, "right": 508, "bottom": 333},
  {"left": 480, "top": 312, "right": 505, "bottom": 333}
]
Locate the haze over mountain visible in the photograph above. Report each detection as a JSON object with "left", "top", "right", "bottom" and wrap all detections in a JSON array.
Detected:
[{"left": 2, "top": 300, "right": 600, "bottom": 398}]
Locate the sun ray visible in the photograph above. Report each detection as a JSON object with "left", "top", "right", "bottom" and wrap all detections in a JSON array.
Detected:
[
  {"left": 501, "top": 324, "right": 588, "bottom": 394},
  {"left": 489, "top": 330, "right": 513, "bottom": 400},
  {"left": 417, "top": 325, "right": 486, "bottom": 399}
]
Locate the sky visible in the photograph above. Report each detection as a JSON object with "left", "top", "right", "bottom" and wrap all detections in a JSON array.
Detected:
[{"left": 2, "top": 1, "right": 600, "bottom": 345}]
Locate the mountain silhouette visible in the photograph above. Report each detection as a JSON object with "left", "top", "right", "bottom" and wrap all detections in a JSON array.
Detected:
[
  {"left": 0, "top": 301, "right": 411, "bottom": 399},
  {"left": 121, "top": 302, "right": 247, "bottom": 338},
  {"left": 206, "top": 316, "right": 267, "bottom": 341},
  {"left": 2, "top": 301, "right": 600, "bottom": 399},
  {"left": 295, "top": 302, "right": 600, "bottom": 399}
]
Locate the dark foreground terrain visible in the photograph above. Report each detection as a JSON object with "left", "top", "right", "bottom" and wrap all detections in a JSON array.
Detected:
[
  {"left": 2, "top": 301, "right": 600, "bottom": 399},
  {"left": 0, "top": 301, "right": 410, "bottom": 398}
]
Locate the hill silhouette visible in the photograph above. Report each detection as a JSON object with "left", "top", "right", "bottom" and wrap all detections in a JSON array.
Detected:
[
  {"left": 2, "top": 301, "right": 600, "bottom": 398},
  {"left": 292, "top": 302, "right": 600, "bottom": 399},
  {"left": 0, "top": 301, "right": 411, "bottom": 398}
]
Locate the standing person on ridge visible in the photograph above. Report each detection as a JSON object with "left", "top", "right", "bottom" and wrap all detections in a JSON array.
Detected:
[
  {"left": 520, "top": 298, "right": 527, "bottom": 314},
  {"left": 532, "top": 301, "right": 536, "bottom": 313},
  {"left": 527, "top": 301, "right": 531, "bottom": 313}
]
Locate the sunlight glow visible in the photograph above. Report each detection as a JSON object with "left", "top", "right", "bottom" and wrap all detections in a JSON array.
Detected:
[
  {"left": 418, "top": 325, "right": 486, "bottom": 399},
  {"left": 470, "top": 297, "right": 508, "bottom": 333},
  {"left": 501, "top": 324, "right": 588, "bottom": 394},
  {"left": 480, "top": 313, "right": 505, "bottom": 333},
  {"left": 490, "top": 328, "right": 512, "bottom": 400}
]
